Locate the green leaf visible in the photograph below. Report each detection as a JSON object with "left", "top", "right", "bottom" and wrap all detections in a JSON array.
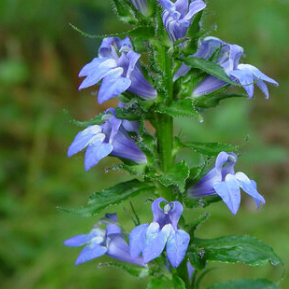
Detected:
[
  {"left": 181, "top": 57, "right": 237, "bottom": 86},
  {"left": 189, "top": 212, "right": 210, "bottom": 233},
  {"left": 69, "top": 23, "right": 127, "bottom": 39},
  {"left": 128, "top": 26, "right": 154, "bottom": 39},
  {"left": 65, "top": 107, "right": 142, "bottom": 127},
  {"left": 98, "top": 262, "right": 149, "bottom": 278},
  {"left": 110, "top": 0, "right": 138, "bottom": 24},
  {"left": 58, "top": 179, "right": 154, "bottom": 217},
  {"left": 182, "top": 141, "right": 239, "bottom": 156},
  {"left": 108, "top": 164, "right": 147, "bottom": 176},
  {"left": 65, "top": 111, "right": 105, "bottom": 127},
  {"left": 195, "top": 235, "right": 283, "bottom": 267},
  {"left": 188, "top": 247, "right": 206, "bottom": 271},
  {"left": 155, "top": 99, "right": 203, "bottom": 121},
  {"left": 208, "top": 278, "right": 281, "bottom": 289},
  {"left": 182, "top": 11, "right": 205, "bottom": 55},
  {"left": 146, "top": 161, "right": 190, "bottom": 192},
  {"left": 147, "top": 276, "right": 186, "bottom": 289},
  {"left": 194, "top": 93, "right": 247, "bottom": 109}
]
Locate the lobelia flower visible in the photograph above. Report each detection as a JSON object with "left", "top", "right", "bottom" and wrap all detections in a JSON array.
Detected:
[
  {"left": 188, "top": 151, "right": 265, "bottom": 215},
  {"left": 174, "top": 37, "right": 278, "bottom": 98},
  {"left": 67, "top": 108, "right": 147, "bottom": 171},
  {"left": 129, "top": 0, "right": 149, "bottom": 16},
  {"left": 129, "top": 197, "right": 190, "bottom": 268},
  {"left": 78, "top": 37, "right": 156, "bottom": 103},
  {"left": 159, "top": 0, "right": 206, "bottom": 42},
  {"left": 64, "top": 214, "right": 144, "bottom": 266}
]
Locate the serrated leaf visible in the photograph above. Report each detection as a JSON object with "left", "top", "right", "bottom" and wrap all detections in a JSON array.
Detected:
[
  {"left": 147, "top": 276, "right": 186, "bottom": 289},
  {"left": 110, "top": 0, "right": 138, "bottom": 24},
  {"left": 58, "top": 179, "right": 154, "bottom": 217},
  {"left": 155, "top": 99, "right": 203, "bottom": 121},
  {"left": 108, "top": 164, "right": 147, "bottom": 176},
  {"left": 98, "top": 262, "right": 149, "bottom": 278},
  {"left": 65, "top": 107, "right": 142, "bottom": 127},
  {"left": 183, "top": 142, "right": 239, "bottom": 156},
  {"left": 181, "top": 57, "right": 237, "bottom": 86},
  {"left": 188, "top": 248, "right": 206, "bottom": 271},
  {"left": 129, "top": 26, "right": 154, "bottom": 39},
  {"left": 195, "top": 235, "right": 283, "bottom": 267},
  {"left": 208, "top": 278, "right": 281, "bottom": 289},
  {"left": 189, "top": 212, "right": 210, "bottom": 233},
  {"left": 147, "top": 161, "right": 190, "bottom": 192},
  {"left": 184, "top": 195, "right": 221, "bottom": 209},
  {"left": 69, "top": 23, "right": 127, "bottom": 39},
  {"left": 194, "top": 93, "right": 247, "bottom": 109}
]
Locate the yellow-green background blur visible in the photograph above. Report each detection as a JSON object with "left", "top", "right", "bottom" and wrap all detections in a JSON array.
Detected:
[{"left": 0, "top": 0, "right": 288, "bottom": 288}]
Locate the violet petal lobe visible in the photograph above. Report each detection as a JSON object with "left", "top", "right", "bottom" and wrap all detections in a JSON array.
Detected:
[
  {"left": 63, "top": 234, "right": 92, "bottom": 247},
  {"left": 213, "top": 174, "right": 241, "bottom": 215},
  {"left": 166, "top": 229, "right": 190, "bottom": 268},
  {"left": 75, "top": 245, "right": 107, "bottom": 266},
  {"left": 98, "top": 68, "right": 131, "bottom": 104},
  {"left": 129, "top": 224, "right": 149, "bottom": 259},
  {"left": 84, "top": 140, "right": 113, "bottom": 171},
  {"left": 142, "top": 223, "right": 172, "bottom": 263},
  {"left": 235, "top": 172, "right": 265, "bottom": 206}
]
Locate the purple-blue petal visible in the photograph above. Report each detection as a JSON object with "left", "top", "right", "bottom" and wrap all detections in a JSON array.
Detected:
[
  {"left": 98, "top": 68, "right": 131, "bottom": 104},
  {"left": 128, "top": 67, "right": 157, "bottom": 100},
  {"left": 84, "top": 140, "right": 113, "bottom": 171},
  {"left": 213, "top": 174, "right": 241, "bottom": 215},
  {"left": 166, "top": 229, "right": 190, "bottom": 268},
  {"left": 63, "top": 234, "right": 91, "bottom": 247},
  {"left": 78, "top": 58, "right": 117, "bottom": 90},
  {"left": 111, "top": 127, "right": 147, "bottom": 163},
  {"left": 229, "top": 68, "right": 254, "bottom": 98},
  {"left": 67, "top": 126, "right": 102, "bottom": 157},
  {"left": 168, "top": 201, "right": 183, "bottom": 231},
  {"left": 192, "top": 75, "right": 228, "bottom": 97},
  {"left": 151, "top": 197, "right": 167, "bottom": 223},
  {"left": 235, "top": 172, "right": 265, "bottom": 207},
  {"left": 183, "top": 0, "right": 206, "bottom": 22},
  {"left": 107, "top": 234, "right": 145, "bottom": 266},
  {"left": 75, "top": 244, "right": 107, "bottom": 265},
  {"left": 129, "top": 224, "right": 149, "bottom": 259},
  {"left": 143, "top": 223, "right": 172, "bottom": 263}
]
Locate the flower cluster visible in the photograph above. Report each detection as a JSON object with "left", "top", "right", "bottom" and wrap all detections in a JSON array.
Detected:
[
  {"left": 68, "top": 108, "right": 147, "bottom": 171},
  {"left": 159, "top": 0, "right": 206, "bottom": 42},
  {"left": 64, "top": 214, "right": 144, "bottom": 266},
  {"left": 188, "top": 151, "right": 265, "bottom": 215},
  {"left": 79, "top": 37, "right": 156, "bottom": 103},
  {"left": 64, "top": 199, "right": 189, "bottom": 268},
  {"left": 175, "top": 37, "right": 278, "bottom": 98}
]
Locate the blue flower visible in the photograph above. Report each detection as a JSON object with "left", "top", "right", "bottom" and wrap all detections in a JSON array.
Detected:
[
  {"left": 129, "top": 197, "right": 190, "bottom": 268},
  {"left": 188, "top": 151, "right": 265, "bottom": 215},
  {"left": 159, "top": 0, "right": 206, "bottom": 42},
  {"left": 78, "top": 37, "right": 156, "bottom": 103},
  {"left": 175, "top": 37, "right": 278, "bottom": 98},
  {"left": 67, "top": 108, "right": 147, "bottom": 171},
  {"left": 64, "top": 214, "right": 144, "bottom": 266},
  {"left": 129, "top": 0, "right": 149, "bottom": 15}
]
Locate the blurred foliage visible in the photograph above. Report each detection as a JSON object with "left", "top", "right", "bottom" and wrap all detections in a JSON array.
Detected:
[{"left": 0, "top": 0, "right": 288, "bottom": 288}]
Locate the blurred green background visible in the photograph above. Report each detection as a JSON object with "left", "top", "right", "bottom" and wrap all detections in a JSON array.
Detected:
[{"left": 0, "top": 0, "right": 288, "bottom": 288}]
